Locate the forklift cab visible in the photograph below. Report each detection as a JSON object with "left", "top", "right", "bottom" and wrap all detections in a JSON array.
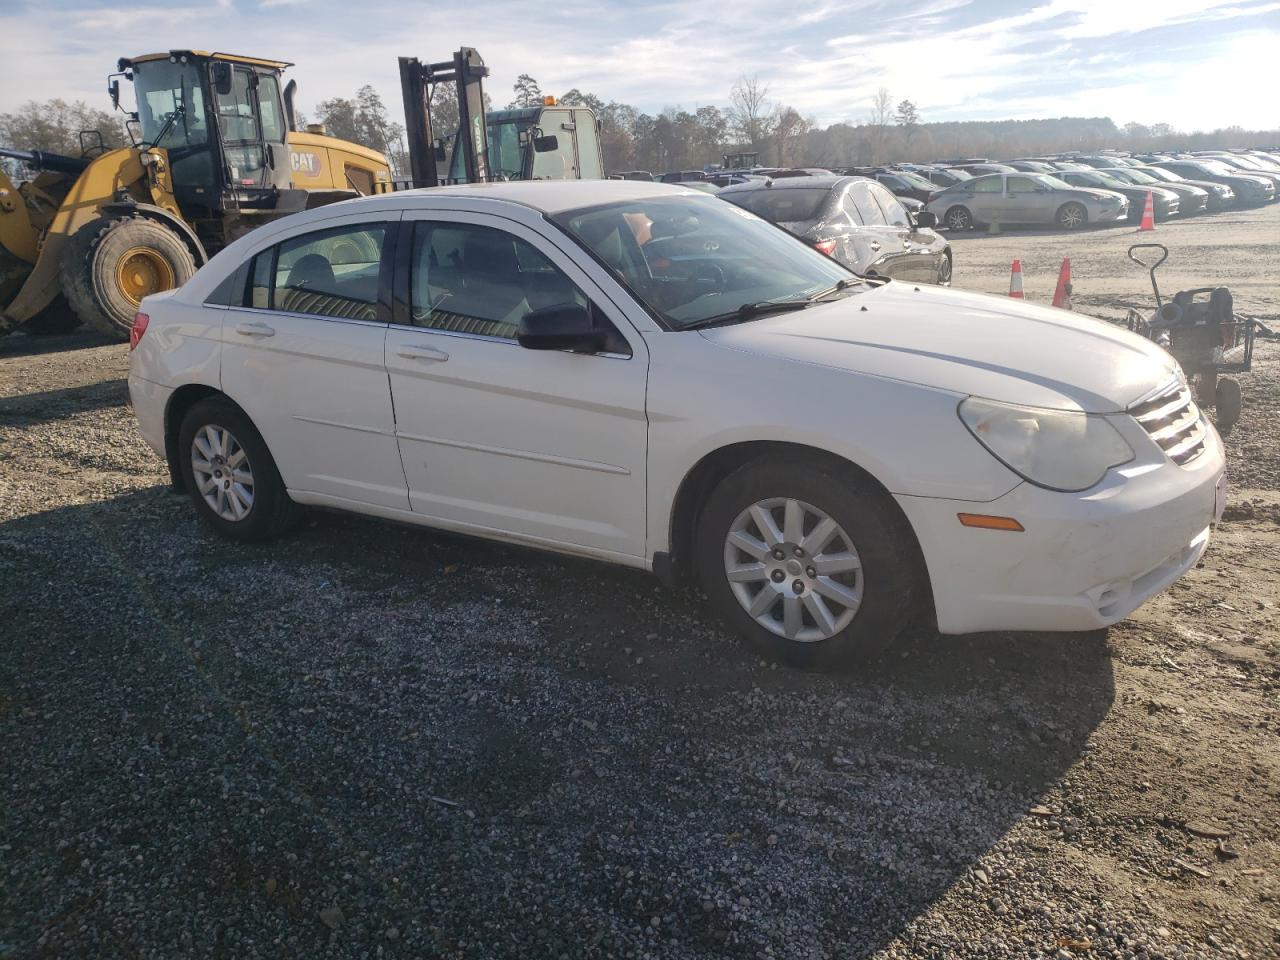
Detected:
[
  {"left": 120, "top": 51, "right": 293, "bottom": 218},
  {"left": 478, "top": 106, "right": 603, "bottom": 182}
]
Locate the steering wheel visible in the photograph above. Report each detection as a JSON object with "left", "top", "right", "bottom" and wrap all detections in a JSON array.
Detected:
[{"left": 688, "top": 262, "right": 727, "bottom": 297}]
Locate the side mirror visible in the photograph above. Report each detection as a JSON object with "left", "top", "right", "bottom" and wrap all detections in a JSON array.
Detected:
[
  {"left": 532, "top": 134, "right": 559, "bottom": 153},
  {"left": 211, "top": 62, "right": 233, "bottom": 96},
  {"left": 517, "top": 303, "right": 605, "bottom": 352},
  {"left": 914, "top": 211, "right": 937, "bottom": 229},
  {"left": 109, "top": 79, "right": 120, "bottom": 110}
]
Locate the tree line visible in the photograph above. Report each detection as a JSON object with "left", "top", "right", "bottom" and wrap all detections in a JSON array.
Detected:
[{"left": 3, "top": 76, "right": 1277, "bottom": 180}]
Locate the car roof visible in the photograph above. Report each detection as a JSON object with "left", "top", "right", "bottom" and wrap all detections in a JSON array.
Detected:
[
  {"left": 341, "top": 179, "right": 705, "bottom": 215},
  {"left": 718, "top": 175, "right": 849, "bottom": 193}
]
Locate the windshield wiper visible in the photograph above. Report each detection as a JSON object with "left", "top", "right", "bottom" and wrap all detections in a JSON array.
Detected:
[
  {"left": 682, "top": 298, "right": 813, "bottom": 330},
  {"left": 805, "top": 277, "right": 862, "bottom": 302}
]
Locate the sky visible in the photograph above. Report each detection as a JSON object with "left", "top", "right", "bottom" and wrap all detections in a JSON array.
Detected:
[{"left": 1, "top": 0, "right": 1278, "bottom": 133}]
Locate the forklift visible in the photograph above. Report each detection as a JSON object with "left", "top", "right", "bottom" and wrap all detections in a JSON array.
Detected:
[{"left": 397, "top": 48, "right": 603, "bottom": 187}]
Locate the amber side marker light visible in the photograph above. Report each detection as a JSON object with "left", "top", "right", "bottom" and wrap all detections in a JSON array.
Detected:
[{"left": 957, "top": 513, "right": 1025, "bottom": 532}]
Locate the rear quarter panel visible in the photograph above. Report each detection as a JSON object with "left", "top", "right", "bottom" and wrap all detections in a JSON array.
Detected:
[{"left": 129, "top": 294, "right": 224, "bottom": 434}]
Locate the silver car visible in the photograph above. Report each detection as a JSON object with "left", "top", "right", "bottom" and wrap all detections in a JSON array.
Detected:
[{"left": 925, "top": 172, "right": 1129, "bottom": 231}]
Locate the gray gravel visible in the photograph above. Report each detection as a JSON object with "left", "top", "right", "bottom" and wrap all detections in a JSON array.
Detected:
[{"left": 2, "top": 306, "right": 1278, "bottom": 954}]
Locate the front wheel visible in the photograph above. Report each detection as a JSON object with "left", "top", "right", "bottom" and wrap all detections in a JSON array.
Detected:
[
  {"left": 62, "top": 215, "right": 197, "bottom": 341},
  {"left": 937, "top": 253, "right": 953, "bottom": 286},
  {"left": 695, "top": 458, "right": 919, "bottom": 669},
  {"left": 1057, "top": 202, "right": 1088, "bottom": 230},
  {"left": 178, "top": 398, "right": 300, "bottom": 542}
]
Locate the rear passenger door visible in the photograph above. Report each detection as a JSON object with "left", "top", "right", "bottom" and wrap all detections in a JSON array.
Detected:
[
  {"left": 383, "top": 212, "right": 650, "bottom": 559},
  {"left": 842, "top": 182, "right": 899, "bottom": 277},
  {"left": 220, "top": 213, "right": 410, "bottom": 510}
]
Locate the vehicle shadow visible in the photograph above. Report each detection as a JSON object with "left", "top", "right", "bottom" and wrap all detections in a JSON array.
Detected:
[
  {"left": 0, "top": 329, "right": 118, "bottom": 359},
  {"left": 2, "top": 489, "right": 1114, "bottom": 959},
  {"left": 0, "top": 377, "right": 128, "bottom": 425}
]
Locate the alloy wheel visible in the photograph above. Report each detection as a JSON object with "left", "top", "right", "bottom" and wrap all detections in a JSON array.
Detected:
[
  {"left": 722, "top": 497, "right": 863, "bottom": 642},
  {"left": 1059, "top": 203, "right": 1086, "bottom": 229},
  {"left": 191, "top": 424, "right": 255, "bottom": 522},
  {"left": 945, "top": 207, "right": 971, "bottom": 231}
]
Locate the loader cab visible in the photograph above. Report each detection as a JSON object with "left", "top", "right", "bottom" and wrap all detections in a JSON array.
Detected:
[{"left": 123, "top": 51, "right": 292, "bottom": 219}]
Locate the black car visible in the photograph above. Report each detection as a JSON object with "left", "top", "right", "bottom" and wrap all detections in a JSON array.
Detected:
[
  {"left": 1151, "top": 160, "right": 1276, "bottom": 205},
  {"left": 869, "top": 169, "right": 936, "bottom": 203},
  {"left": 1004, "top": 160, "right": 1060, "bottom": 174},
  {"left": 919, "top": 167, "right": 973, "bottom": 188},
  {"left": 718, "top": 176, "right": 952, "bottom": 284},
  {"left": 658, "top": 170, "right": 706, "bottom": 183}
]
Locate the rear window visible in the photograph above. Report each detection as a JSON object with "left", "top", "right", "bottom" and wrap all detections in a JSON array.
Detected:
[{"left": 723, "top": 187, "right": 831, "bottom": 223}]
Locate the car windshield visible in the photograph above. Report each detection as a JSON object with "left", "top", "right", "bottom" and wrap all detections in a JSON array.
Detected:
[
  {"left": 1108, "top": 168, "right": 1156, "bottom": 185},
  {"left": 720, "top": 186, "right": 831, "bottom": 223},
  {"left": 945, "top": 168, "right": 973, "bottom": 180},
  {"left": 1143, "top": 167, "right": 1182, "bottom": 183},
  {"left": 1032, "top": 173, "right": 1073, "bottom": 190},
  {"left": 554, "top": 195, "right": 857, "bottom": 330},
  {"left": 1192, "top": 159, "right": 1235, "bottom": 176},
  {"left": 895, "top": 171, "right": 935, "bottom": 190}
]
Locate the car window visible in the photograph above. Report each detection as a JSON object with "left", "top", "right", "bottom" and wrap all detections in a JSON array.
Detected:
[
  {"left": 722, "top": 187, "right": 831, "bottom": 222},
  {"left": 878, "top": 174, "right": 906, "bottom": 190},
  {"left": 1006, "top": 176, "right": 1039, "bottom": 192},
  {"left": 868, "top": 183, "right": 909, "bottom": 226},
  {"left": 409, "top": 221, "right": 611, "bottom": 346},
  {"left": 250, "top": 222, "right": 386, "bottom": 320},
  {"left": 846, "top": 183, "right": 885, "bottom": 225},
  {"left": 970, "top": 176, "right": 1003, "bottom": 193},
  {"left": 556, "top": 195, "right": 854, "bottom": 329}
]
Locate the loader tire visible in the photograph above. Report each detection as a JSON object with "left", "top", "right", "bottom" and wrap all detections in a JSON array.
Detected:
[
  {"left": 23, "top": 293, "right": 81, "bottom": 335},
  {"left": 62, "top": 216, "right": 197, "bottom": 341}
]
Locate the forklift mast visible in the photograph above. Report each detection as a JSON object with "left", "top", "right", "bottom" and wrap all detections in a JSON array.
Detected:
[{"left": 399, "top": 48, "right": 490, "bottom": 188}]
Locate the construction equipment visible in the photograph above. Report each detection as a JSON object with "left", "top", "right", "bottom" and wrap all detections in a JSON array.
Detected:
[
  {"left": 0, "top": 50, "right": 391, "bottom": 339},
  {"left": 397, "top": 48, "right": 603, "bottom": 188},
  {"left": 1124, "top": 242, "right": 1255, "bottom": 432}
]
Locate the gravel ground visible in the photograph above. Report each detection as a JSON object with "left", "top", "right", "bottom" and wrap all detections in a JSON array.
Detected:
[{"left": 2, "top": 205, "right": 1278, "bottom": 959}]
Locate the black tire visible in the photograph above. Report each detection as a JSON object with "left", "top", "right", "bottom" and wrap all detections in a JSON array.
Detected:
[
  {"left": 694, "top": 457, "right": 919, "bottom": 670},
  {"left": 943, "top": 206, "right": 973, "bottom": 231},
  {"left": 22, "top": 293, "right": 81, "bottom": 335},
  {"left": 62, "top": 215, "right": 197, "bottom": 341},
  {"left": 178, "top": 398, "right": 300, "bottom": 542},
  {"left": 1215, "top": 377, "right": 1242, "bottom": 434},
  {"left": 1057, "top": 202, "right": 1088, "bottom": 230}
]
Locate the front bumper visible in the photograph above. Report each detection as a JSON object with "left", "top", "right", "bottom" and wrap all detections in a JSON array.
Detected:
[
  {"left": 897, "top": 416, "right": 1225, "bottom": 634},
  {"left": 1094, "top": 201, "right": 1128, "bottom": 222}
]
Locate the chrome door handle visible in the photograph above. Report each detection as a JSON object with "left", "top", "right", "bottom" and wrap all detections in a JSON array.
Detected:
[
  {"left": 868, "top": 241, "right": 881, "bottom": 251},
  {"left": 235, "top": 321, "right": 275, "bottom": 337},
  {"left": 396, "top": 344, "right": 450, "bottom": 362}
]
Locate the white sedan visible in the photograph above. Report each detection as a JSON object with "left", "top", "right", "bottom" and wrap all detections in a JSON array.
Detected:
[{"left": 128, "top": 180, "right": 1225, "bottom": 668}]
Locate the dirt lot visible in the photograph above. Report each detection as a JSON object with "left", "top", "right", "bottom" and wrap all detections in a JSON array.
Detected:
[{"left": 1, "top": 205, "right": 1278, "bottom": 959}]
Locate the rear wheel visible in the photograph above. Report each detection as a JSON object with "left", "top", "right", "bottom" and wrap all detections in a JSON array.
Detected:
[
  {"left": 62, "top": 216, "right": 197, "bottom": 341},
  {"left": 178, "top": 398, "right": 300, "bottom": 542},
  {"left": 1057, "top": 202, "right": 1088, "bottom": 230},
  {"left": 943, "top": 206, "right": 973, "bottom": 231},
  {"left": 695, "top": 458, "right": 919, "bottom": 669},
  {"left": 937, "top": 252, "right": 953, "bottom": 286}
]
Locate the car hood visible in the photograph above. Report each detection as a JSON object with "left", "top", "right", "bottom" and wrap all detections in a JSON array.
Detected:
[{"left": 698, "top": 282, "right": 1177, "bottom": 412}]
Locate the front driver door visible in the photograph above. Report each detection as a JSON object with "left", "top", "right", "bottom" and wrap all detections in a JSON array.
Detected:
[{"left": 384, "top": 212, "right": 649, "bottom": 560}]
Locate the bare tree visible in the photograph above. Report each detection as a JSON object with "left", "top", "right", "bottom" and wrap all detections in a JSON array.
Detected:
[
  {"left": 728, "top": 75, "right": 775, "bottom": 152},
  {"left": 867, "top": 86, "right": 894, "bottom": 163}
]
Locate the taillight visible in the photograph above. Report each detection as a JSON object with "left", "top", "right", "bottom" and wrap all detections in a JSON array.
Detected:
[
  {"left": 130, "top": 312, "right": 149, "bottom": 350},
  {"left": 814, "top": 239, "right": 837, "bottom": 257},
  {"left": 927, "top": 191, "right": 939, "bottom": 203}
]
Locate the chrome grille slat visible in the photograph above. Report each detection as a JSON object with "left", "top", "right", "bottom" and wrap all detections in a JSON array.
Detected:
[{"left": 1129, "top": 382, "right": 1205, "bottom": 467}]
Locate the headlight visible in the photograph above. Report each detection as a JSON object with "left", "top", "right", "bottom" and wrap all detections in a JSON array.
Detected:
[{"left": 958, "top": 398, "right": 1134, "bottom": 492}]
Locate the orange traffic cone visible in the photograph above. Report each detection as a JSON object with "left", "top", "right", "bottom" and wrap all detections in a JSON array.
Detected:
[
  {"left": 1138, "top": 190, "right": 1155, "bottom": 231},
  {"left": 1051, "top": 257, "right": 1073, "bottom": 310},
  {"left": 1008, "top": 259, "right": 1024, "bottom": 299}
]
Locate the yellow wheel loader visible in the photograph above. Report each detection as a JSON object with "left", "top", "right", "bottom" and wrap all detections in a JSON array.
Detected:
[{"left": 0, "top": 50, "right": 391, "bottom": 340}]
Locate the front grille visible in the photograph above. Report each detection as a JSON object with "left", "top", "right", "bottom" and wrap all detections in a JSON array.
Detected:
[{"left": 1128, "top": 382, "right": 1206, "bottom": 466}]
